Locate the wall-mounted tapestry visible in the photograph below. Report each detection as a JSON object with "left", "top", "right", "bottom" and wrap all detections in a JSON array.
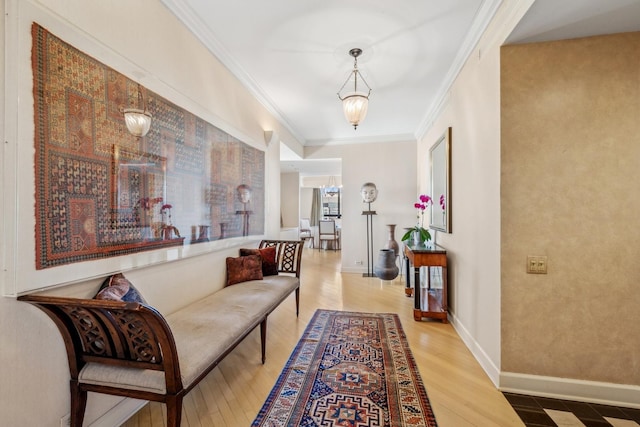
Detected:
[{"left": 32, "top": 23, "right": 265, "bottom": 270}]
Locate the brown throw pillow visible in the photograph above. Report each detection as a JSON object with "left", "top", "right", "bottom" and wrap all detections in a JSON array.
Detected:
[
  {"left": 239, "top": 246, "right": 279, "bottom": 276},
  {"left": 95, "top": 273, "right": 147, "bottom": 304},
  {"left": 226, "top": 254, "right": 263, "bottom": 286}
]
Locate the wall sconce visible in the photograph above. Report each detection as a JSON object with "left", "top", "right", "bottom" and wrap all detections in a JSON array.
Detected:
[
  {"left": 123, "top": 83, "right": 152, "bottom": 137},
  {"left": 337, "top": 48, "right": 372, "bottom": 130}
]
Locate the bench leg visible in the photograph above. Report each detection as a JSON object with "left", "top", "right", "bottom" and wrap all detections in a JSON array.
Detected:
[
  {"left": 166, "top": 394, "right": 184, "bottom": 427},
  {"left": 260, "top": 318, "right": 267, "bottom": 364},
  {"left": 70, "top": 380, "right": 87, "bottom": 427}
]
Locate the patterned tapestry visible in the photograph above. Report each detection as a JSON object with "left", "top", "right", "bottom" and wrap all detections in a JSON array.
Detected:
[{"left": 32, "top": 23, "right": 265, "bottom": 269}]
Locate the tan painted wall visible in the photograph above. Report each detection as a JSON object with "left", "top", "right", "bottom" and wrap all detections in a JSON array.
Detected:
[
  {"left": 280, "top": 172, "right": 300, "bottom": 228},
  {"left": 501, "top": 32, "right": 640, "bottom": 385}
]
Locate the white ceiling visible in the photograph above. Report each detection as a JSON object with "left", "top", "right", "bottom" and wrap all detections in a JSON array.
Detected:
[
  {"left": 161, "top": 0, "right": 640, "bottom": 175},
  {"left": 161, "top": 0, "right": 499, "bottom": 145}
]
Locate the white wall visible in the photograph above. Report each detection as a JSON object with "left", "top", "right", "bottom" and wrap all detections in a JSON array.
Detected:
[
  {"left": 305, "top": 141, "right": 417, "bottom": 273},
  {"left": 0, "top": 0, "right": 295, "bottom": 425},
  {"left": 416, "top": 0, "right": 534, "bottom": 384}
]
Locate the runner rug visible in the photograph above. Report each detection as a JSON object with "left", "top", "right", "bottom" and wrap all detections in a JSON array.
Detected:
[{"left": 252, "top": 309, "right": 438, "bottom": 426}]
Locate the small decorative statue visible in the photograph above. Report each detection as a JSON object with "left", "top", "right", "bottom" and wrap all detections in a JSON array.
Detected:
[
  {"left": 236, "top": 184, "right": 252, "bottom": 205},
  {"left": 235, "top": 184, "right": 252, "bottom": 236},
  {"left": 360, "top": 182, "right": 378, "bottom": 203},
  {"left": 361, "top": 182, "right": 378, "bottom": 276},
  {"left": 159, "top": 203, "right": 180, "bottom": 240}
]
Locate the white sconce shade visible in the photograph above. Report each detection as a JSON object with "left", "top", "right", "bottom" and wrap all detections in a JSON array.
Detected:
[
  {"left": 123, "top": 108, "right": 152, "bottom": 137},
  {"left": 342, "top": 94, "right": 369, "bottom": 129}
]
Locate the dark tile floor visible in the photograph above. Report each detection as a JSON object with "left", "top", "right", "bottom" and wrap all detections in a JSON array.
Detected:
[{"left": 503, "top": 392, "right": 640, "bottom": 426}]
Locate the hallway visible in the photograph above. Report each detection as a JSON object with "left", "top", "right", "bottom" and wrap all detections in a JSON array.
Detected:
[{"left": 123, "top": 247, "right": 522, "bottom": 426}]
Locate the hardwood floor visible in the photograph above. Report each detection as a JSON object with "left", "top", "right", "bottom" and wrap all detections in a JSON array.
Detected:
[{"left": 122, "top": 248, "right": 523, "bottom": 426}]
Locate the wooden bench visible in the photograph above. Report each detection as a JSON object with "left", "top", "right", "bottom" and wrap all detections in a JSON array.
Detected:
[{"left": 18, "top": 239, "right": 303, "bottom": 427}]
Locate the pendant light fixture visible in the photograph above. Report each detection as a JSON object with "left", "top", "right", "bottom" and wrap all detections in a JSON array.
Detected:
[
  {"left": 322, "top": 176, "right": 341, "bottom": 197},
  {"left": 123, "top": 83, "right": 152, "bottom": 137},
  {"left": 337, "top": 48, "right": 372, "bottom": 130}
]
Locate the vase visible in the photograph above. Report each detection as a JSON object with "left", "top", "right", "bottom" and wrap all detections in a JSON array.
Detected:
[
  {"left": 384, "top": 224, "right": 399, "bottom": 257},
  {"left": 198, "top": 225, "right": 210, "bottom": 241},
  {"left": 412, "top": 229, "right": 424, "bottom": 247},
  {"left": 374, "top": 249, "right": 399, "bottom": 280},
  {"left": 163, "top": 227, "right": 174, "bottom": 240}
]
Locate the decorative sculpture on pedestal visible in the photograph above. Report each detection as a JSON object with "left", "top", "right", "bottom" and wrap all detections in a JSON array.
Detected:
[
  {"left": 361, "top": 182, "right": 378, "bottom": 277},
  {"left": 235, "top": 184, "right": 252, "bottom": 236}
]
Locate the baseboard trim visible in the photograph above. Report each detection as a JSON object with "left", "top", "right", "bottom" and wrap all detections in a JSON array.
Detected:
[
  {"left": 449, "top": 311, "right": 501, "bottom": 387},
  {"left": 500, "top": 372, "right": 640, "bottom": 410},
  {"left": 89, "top": 398, "right": 147, "bottom": 427}
]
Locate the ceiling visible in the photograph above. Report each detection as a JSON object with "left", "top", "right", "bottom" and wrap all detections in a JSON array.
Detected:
[{"left": 161, "top": 0, "right": 640, "bottom": 175}]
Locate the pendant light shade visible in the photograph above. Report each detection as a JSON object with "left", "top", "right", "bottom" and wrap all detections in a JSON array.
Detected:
[
  {"left": 337, "top": 48, "right": 372, "bottom": 130},
  {"left": 123, "top": 108, "right": 152, "bottom": 137},
  {"left": 123, "top": 83, "right": 152, "bottom": 137},
  {"left": 342, "top": 94, "right": 369, "bottom": 128}
]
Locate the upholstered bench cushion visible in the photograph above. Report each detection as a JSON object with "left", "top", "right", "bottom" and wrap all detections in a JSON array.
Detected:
[{"left": 78, "top": 275, "right": 299, "bottom": 394}]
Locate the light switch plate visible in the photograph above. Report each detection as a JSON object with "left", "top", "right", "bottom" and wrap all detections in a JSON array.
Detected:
[{"left": 527, "top": 256, "right": 548, "bottom": 274}]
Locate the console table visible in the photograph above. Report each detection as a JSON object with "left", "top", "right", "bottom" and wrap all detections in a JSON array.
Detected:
[{"left": 403, "top": 243, "right": 448, "bottom": 323}]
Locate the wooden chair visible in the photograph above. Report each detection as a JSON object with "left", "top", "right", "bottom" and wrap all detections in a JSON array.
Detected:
[
  {"left": 318, "top": 220, "right": 340, "bottom": 250},
  {"left": 299, "top": 218, "right": 313, "bottom": 248}
]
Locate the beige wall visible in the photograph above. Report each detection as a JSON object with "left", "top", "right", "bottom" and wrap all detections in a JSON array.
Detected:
[
  {"left": 280, "top": 172, "right": 300, "bottom": 228},
  {"left": 417, "top": 0, "right": 639, "bottom": 405},
  {"left": 416, "top": 0, "right": 532, "bottom": 383},
  {"left": 501, "top": 32, "right": 640, "bottom": 385},
  {"left": 0, "top": 0, "right": 291, "bottom": 425},
  {"left": 0, "top": 2, "right": 421, "bottom": 425}
]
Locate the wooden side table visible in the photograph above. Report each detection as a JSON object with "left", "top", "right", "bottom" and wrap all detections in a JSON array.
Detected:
[{"left": 403, "top": 243, "right": 448, "bottom": 323}]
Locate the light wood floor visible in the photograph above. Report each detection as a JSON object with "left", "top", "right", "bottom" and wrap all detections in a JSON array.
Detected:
[{"left": 122, "top": 248, "right": 524, "bottom": 427}]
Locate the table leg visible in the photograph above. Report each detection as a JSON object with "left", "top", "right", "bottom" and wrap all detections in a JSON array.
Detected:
[
  {"left": 442, "top": 266, "right": 448, "bottom": 320},
  {"left": 413, "top": 266, "right": 422, "bottom": 320},
  {"left": 404, "top": 253, "right": 413, "bottom": 297}
]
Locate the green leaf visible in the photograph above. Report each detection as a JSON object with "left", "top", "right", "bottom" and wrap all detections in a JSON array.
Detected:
[
  {"left": 400, "top": 230, "right": 413, "bottom": 241},
  {"left": 419, "top": 228, "right": 431, "bottom": 241}
]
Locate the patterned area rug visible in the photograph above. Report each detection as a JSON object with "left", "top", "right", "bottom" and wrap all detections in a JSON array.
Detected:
[{"left": 252, "top": 309, "right": 438, "bottom": 426}]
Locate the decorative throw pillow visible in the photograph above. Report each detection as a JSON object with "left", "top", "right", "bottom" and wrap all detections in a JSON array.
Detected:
[
  {"left": 226, "top": 254, "right": 264, "bottom": 286},
  {"left": 239, "top": 247, "right": 279, "bottom": 276},
  {"left": 95, "top": 273, "right": 147, "bottom": 304}
]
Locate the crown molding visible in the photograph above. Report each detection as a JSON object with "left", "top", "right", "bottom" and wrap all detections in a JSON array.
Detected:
[
  {"left": 159, "top": 0, "right": 305, "bottom": 144},
  {"left": 415, "top": 0, "right": 503, "bottom": 140},
  {"left": 305, "top": 133, "right": 417, "bottom": 147}
]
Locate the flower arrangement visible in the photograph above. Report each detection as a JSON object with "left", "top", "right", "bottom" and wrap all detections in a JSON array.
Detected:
[
  {"left": 138, "top": 197, "right": 163, "bottom": 211},
  {"left": 135, "top": 196, "right": 163, "bottom": 226},
  {"left": 401, "top": 194, "right": 432, "bottom": 243}
]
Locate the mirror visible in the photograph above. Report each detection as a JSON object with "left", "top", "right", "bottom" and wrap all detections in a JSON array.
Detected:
[{"left": 429, "top": 127, "right": 451, "bottom": 233}]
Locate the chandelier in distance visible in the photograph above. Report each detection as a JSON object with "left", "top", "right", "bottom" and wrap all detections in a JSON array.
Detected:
[
  {"left": 322, "top": 176, "right": 341, "bottom": 197},
  {"left": 337, "top": 48, "right": 372, "bottom": 130}
]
